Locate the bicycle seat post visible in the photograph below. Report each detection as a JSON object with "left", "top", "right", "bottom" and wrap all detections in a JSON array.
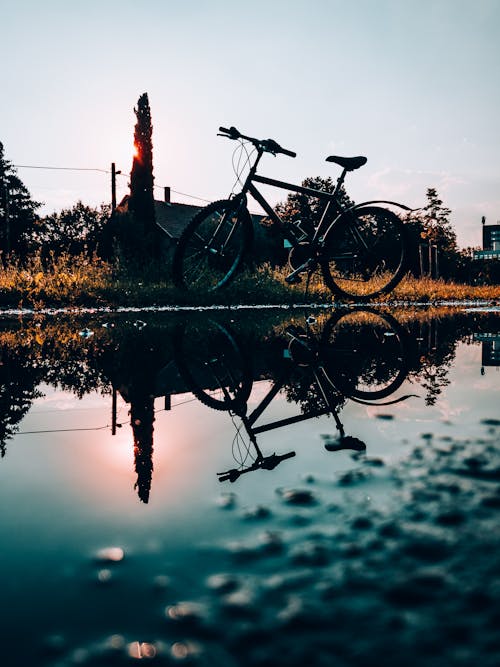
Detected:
[{"left": 335, "top": 168, "right": 347, "bottom": 193}]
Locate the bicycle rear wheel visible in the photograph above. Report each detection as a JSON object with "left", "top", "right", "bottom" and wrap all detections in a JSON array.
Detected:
[
  {"left": 172, "top": 199, "right": 253, "bottom": 291},
  {"left": 320, "top": 206, "right": 406, "bottom": 300},
  {"left": 320, "top": 308, "right": 409, "bottom": 401}
]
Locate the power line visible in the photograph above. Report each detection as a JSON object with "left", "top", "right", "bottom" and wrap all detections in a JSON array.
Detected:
[
  {"left": 13, "top": 164, "right": 213, "bottom": 205},
  {"left": 13, "top": 165, "right": 110, "bottom": 174}
]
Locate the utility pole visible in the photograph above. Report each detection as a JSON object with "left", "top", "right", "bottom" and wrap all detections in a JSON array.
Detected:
[
  {"left": 419, "top": 243, "right": 425, "bottom": 277},
  {"left": 2, "top": 179, "right": 10, "bottom": 257},
  {"left": 111, "top": 162, "right": 121, "bottom": 211}
]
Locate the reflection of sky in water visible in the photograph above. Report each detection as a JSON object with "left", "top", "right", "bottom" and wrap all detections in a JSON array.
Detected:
[{"left": 1, "top": 317, "right": 500, "bottom": 665}]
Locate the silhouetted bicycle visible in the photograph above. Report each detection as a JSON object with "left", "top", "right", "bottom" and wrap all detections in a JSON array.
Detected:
[
  {"left": 174, "top": 310, "right": 413, "bottom": 482},
  {"left": 172, "top": 126, "right": 412, "bottom": 300}
]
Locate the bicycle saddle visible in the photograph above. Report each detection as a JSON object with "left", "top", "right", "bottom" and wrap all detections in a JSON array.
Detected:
[{"left": 326, "top": 155, "right": 367, "bottom": 171}]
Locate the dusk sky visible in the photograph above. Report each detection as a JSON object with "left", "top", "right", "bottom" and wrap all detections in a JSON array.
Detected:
[{"left": 2, "top": 0, "right": 499, "bottom": 248}]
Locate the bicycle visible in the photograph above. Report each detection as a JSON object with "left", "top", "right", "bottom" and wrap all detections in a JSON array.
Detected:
[
  {"left": 172, "top": 126, "right": 412, "bottom": 300},
  {"left": 173, "top": 310, "right": 414, "bottom": 482}
]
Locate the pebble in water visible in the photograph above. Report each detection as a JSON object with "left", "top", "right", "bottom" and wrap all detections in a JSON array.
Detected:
[
  {"left": 220, "top": 588, "right": 258, "bottom": 618},
  {"left": 95, "top": 546, "right": 125, "bottom": 563},
  {"left": 278, "top": 488, "right": 319, "bottom": 506},
  {"left": 171, "top": 641, "right": 203, "bottom": 661},
  {"left": 97, "top": 568, "right": 113, "bottom": 584},
  {"left": 128, "top": 641, "right": 157, "bottom": 659},
  {"left": 165, "top": 601, "right": 208, "bottom": 628},
  {"left": 241, "top": 505, "right": 272, "bottom": 520},
  {"left": 216, "top": 492, "right": 237, "bottom": 510},
  {"left": 206, "top": 573, "right": 240, "bottom": 595}
]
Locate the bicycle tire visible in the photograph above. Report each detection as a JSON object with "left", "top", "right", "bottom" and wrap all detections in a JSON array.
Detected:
[
  {"left": 172, "top": 199, "right": 253, "bottom": 290},
  {"left": 173, "top": 320, "right": 253, "bottom": 412},
  {"left": 320, "top": 206, "right": 407, "bottom": 301},
  {"left": 320, "top": 308, "right": 409, "bottom": 401}
]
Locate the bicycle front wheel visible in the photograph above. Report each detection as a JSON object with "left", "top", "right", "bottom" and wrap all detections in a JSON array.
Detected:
[
  {"left": 173, "top": 320, "right": 253, "bottom": 412},
  {"left": 172, "top": 199, "right": 253, "bottom": 291},
  {"left": 320, "top": 206, "right": 406, "bottom": 300}
]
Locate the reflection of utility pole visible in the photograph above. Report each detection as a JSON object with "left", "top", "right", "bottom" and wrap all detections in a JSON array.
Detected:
[
  {"left": 111, "top": 163, "right": 121, "bottom": 211},
  {"left": 111, "top": 386, "right": 117, "bottom": 435}
]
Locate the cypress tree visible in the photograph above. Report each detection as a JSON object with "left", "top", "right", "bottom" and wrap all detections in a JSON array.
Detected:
[{"left": 129, "top": 93, "right": 157, "bottom": 254}]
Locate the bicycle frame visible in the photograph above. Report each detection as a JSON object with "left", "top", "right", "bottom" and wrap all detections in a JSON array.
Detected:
[
  {"left": 234, "top": 147, "right": 414, "bottom": 273},
  {"left": 237, "top": 148, "right": 343, "bottom": 249}
]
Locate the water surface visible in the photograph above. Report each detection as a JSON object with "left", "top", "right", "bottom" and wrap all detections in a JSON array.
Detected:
[{"left": 1, "top": 307, "right": 499, "bottom": 666}]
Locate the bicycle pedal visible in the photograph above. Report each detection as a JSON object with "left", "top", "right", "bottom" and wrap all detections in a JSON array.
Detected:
[{"left": 285, "top": 274, "right": 302, "bottom": 284}]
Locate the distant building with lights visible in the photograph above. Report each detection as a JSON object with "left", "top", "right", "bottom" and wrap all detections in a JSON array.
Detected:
[{"left": 473, "top": 217, "right": 500, "bottom": 260}]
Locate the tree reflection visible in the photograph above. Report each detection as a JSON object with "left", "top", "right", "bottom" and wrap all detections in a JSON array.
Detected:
[{"left": 0, "top": 309, "right": 499, "bottom": 497}]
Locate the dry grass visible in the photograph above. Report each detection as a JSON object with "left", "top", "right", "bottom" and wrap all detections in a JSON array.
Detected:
[{"left": 0, "top": 255, "right": 499, "bottom": 309}]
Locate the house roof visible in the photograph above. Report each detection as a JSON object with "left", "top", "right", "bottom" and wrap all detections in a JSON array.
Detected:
[
  {"left": 116, "top": 196, "right": 266, "bottom": 240},
  {"left": 154, "top": 201, "right": 201, "bottom": 239}
]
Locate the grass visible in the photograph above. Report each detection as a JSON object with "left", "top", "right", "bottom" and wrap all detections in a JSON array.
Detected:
[{"left": 0, "top": 254, "right": 499, "bottom": 310}]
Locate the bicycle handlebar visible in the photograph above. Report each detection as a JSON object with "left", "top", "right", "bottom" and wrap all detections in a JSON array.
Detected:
[
  {"left": 217, "top": 450, "right": 296, "bottom": 482},
  {"left": 218, "top": 125, "right": 296, "bottom": 158}
]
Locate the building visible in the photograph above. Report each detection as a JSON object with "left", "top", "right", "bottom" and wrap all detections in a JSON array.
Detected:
[{"left": 473, "top": 217, "right": 500, "bottom": 260}]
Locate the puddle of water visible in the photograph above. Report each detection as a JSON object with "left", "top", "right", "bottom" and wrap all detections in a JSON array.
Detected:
[{"left": 1, "top": 307, "right": 499, "bottom": 666}]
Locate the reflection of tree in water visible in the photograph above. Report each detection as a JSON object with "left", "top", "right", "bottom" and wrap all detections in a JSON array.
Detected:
[
  {"left": 95, "top": 326, "right": 174, "bottom": 504},
  {"left": 129, "top": 395, "right": 154, "bottom": 504},
  {"left": 0, "top": 346, "right": 43, "bottom": 456},
  {"left": 405, "top": 318, "right": 457, "bottom": 406},
  {"left": 284, "top": 366, "right": 346, "bottom": 416}
]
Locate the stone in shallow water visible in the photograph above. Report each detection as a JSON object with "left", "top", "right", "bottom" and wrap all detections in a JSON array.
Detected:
[
  {"left": 290, "top": 540, "right": 330, "bottom": 566},
  {"left": 337, "top": 469, "right": 371, "bottom": 486},
  {"left": 481, "top": 418, "right": 500, "bottom": 426},
  {"left": 171, "top": 640, "right": 204, "bottom": 661},
  {"left": 351, "top": 516, "right": 373, "bottom": 531},
  {"left": 385, "top": 569, "right": 449, "bottom": 606},
  {"left": 241, "top": 505, "right": 272, "bottom": 520},
  {"left": 278, "top": 488, "right": 319, "bottom": 506},
  {"left": 259, "top": 530, "right": 285, "bottom": 555},
  {"left": 128, "top": 641, "right": 157, "bottom": 659},
  {"left": 96, "top": 568, "right": 113, "bottom": 584},
  {"left": 216, "top": 493, "right": 237, "bottom": 510},
  {"left": 206, "top": 573, "right": 240, "bottom": 595},
  {"left": 402, "top": 534, "right": 452, "bottom": 563},
  {"left": 165, "top": 601, "right": 209, "bottom": 627},
  {"left": 95, "top": 546, "right": 125, "bottom": 563},
  {"left": 435, "top": 509, "right": 466, "bottom": 526},
  {"left": 219, "top": 588, "right": 258, "bottom": 618}
]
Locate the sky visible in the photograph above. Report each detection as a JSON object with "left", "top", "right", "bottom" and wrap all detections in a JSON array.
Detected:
[{"left": 2, "top": 0, "right": 499, "bottom": 248}]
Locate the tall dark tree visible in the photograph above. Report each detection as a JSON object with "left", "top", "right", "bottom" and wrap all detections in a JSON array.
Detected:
[
  {"left": 129, "top": 93, "right": 157, "bottom": 252},
  {"left": 0, "top": 141, "right": 41, "bottom": 260}
]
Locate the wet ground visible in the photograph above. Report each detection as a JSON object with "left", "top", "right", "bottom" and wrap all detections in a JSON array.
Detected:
[{"left": 0, "top": 306, "right": 499, "bottom": 666}]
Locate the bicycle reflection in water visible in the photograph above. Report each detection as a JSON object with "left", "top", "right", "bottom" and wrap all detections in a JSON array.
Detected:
[{"left": 174, "top": 309, "right": 416, "bottom": 483}]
